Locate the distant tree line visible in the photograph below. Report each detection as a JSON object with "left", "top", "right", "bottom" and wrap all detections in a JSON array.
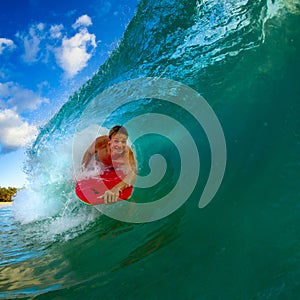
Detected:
[{"left": 0, "top": 186, "right": 18, "bottom": 202}]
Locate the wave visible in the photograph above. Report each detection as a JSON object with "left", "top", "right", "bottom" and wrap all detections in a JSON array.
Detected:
[
  {"left": 4, "top": 0, "right": 300, "bottom": 298},
  {"left": 14, "top": 0, "right": 289, "bottom": 228}
]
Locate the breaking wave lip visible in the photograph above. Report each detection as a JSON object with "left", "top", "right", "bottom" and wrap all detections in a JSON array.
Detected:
[
  {"left": 11, "top": 133, "right": 102, "bottom": 243},
  {"left": 12, "top": 188, "right": 101, "bottom": 244}
]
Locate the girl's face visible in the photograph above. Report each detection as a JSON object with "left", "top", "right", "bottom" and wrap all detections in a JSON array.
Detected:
[{"left": 109, "top": 133, "right": 127, "bottom": 157}]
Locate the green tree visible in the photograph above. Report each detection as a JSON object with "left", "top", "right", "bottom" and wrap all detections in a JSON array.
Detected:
[{"left": 0, "top": 186, "right": 18, "bottom": 202}]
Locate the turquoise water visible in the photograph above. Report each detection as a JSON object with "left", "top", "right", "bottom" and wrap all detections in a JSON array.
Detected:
[{"left": 1, "top": 0, "right": 300, "bottom": 298}]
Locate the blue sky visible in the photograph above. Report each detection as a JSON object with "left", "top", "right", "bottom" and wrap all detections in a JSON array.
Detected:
[{"left": 0, "top": 0, "right": 139, "bottom": 188}]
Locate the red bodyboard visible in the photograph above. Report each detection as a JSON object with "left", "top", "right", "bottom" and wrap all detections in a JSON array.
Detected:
[{"left": 75, "top": 169, "right": 133, "bottom": 205}]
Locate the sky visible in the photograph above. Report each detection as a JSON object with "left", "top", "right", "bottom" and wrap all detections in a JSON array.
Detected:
[{"left": 0, "top": 0, "right": 140, "bottom": 188}]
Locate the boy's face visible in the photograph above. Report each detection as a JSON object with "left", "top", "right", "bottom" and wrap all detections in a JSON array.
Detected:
[{"left": 109, "top": 133, "right": 128, "bottom": 156}]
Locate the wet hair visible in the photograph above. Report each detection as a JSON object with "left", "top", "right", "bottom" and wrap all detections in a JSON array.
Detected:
[{"left": 109, "top": 125, "right": 128, "bottom": 139}]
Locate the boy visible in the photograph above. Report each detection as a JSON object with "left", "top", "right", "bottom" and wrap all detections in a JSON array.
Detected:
[{"left": 81, "top": 125, "right": 137, "bottom": 204}]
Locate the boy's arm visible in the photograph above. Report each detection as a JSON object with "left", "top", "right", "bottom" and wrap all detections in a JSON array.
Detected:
[
  {"left": 112, "top": 148, "right": 137, "bottom": 192},
  {"left": 81, "top": 140, "right": 96, "bottom": 168},
  {"left": 82, "top": 136, "right": 109, "bottom": 168}
]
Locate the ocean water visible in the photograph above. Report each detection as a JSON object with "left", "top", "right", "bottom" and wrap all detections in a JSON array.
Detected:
[{"left": 1, "top": 0, "right": 300, "bottom": 298}]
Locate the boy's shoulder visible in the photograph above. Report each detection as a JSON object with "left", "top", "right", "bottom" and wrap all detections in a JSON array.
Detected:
[{"left": 95, "top": 135, "right": 109, "bottom": 148}]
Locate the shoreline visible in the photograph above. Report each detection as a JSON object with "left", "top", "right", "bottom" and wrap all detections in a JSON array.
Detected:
[{"left": 0, "top": 201, "right": 12, "bottom": 206}]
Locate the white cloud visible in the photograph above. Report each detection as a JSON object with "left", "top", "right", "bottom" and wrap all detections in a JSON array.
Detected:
[
  {"left": 15, "top": 15, "right": 96, "bottom": 77},
  {"left": 0, "top": 82, "right": 49, "bottom": 113},
  {"left": 55, "top": 28, "right": 96, "bottom": 78},
  {"left": 50, "top": 24, "right": 64, "bottom": 39},
  {"left": 0, "top": 38, "right": 16, "bottom": 55},
  {"left": 72, "top": 14, "right": 93, "bottom": 29},
  {"left": 0, "top": 69, "right": 7, "bottom": 80},
  {"left": 0, "top": 109, "right": 38, "bottom": 152},
  {"left": 16, "top": 23, "right": 46, "bottom": 63}
]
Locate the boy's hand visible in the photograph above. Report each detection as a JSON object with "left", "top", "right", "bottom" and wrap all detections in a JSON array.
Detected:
[{"left": 103, "top": 188, "right": 120, "bottom": 204}]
